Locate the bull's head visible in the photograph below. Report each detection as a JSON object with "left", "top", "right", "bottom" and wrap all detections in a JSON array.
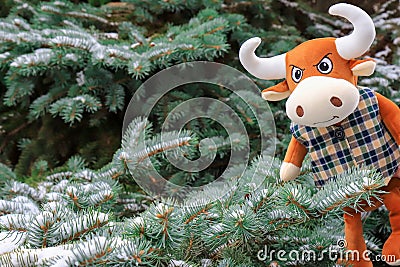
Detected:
[{"left": 239, "top": 3, "right": 376, "bottom": 127}]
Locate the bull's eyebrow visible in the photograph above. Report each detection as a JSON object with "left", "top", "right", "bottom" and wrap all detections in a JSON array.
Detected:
[
  {"left": 289, "top": 64, "right": 305, "bottom": 70},
  {"left": 313, "top": 53, "right": 332, "bottom": 66}
]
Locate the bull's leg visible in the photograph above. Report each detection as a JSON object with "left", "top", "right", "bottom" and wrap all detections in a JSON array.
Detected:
[
  {"left": 341, "top": 210, "right": 373, "bottom": 267},
  {"left": 382, "top": 177, "right": 400, "bottom": 266}
]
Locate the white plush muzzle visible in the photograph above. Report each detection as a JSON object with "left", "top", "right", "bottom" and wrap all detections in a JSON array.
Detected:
[{"left": 286, "top": 76, "right": 360, "bottom": 127}]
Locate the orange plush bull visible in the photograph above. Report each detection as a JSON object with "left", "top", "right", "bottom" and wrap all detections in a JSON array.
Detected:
[{"left": 239, "top": 3, "right": 400, "bottom": 267}]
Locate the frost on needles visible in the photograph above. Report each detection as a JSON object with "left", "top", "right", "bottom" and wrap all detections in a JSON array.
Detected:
[{"left": 0, "top": 117, "right": 389, "bottom": 266}]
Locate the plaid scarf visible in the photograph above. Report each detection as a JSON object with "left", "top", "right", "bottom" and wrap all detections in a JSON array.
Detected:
[{"left": 290, "top": 87, "right": 400, "bottom": 188}]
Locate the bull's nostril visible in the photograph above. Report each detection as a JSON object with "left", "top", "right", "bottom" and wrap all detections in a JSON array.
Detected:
[
  {"left": 330, "top": 96, "right": 343, "bottom": 107},
  {"left": 296, "top": 105, "right": 304, "bottom": 117}
]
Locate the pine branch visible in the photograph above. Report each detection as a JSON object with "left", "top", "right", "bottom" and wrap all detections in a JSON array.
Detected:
[
  {"left": 311, "top": 167, "right": 387, "bottom": 216},
  {"left": 57, "top": 210, "right": 109, "bottom": 244}
]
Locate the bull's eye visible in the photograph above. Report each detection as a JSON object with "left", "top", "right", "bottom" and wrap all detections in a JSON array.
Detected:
[
  {"left": 316, "top": 57, "right": 333, "bottom": 74},
  {"left": 291, "top": 66, "right": 303, "bottom": 83}
]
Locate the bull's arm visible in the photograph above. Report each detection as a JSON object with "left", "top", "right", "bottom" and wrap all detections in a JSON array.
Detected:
[
  {"left": 376, "top": 93, "right": 400, "bottom": 145},
  {"left": 280, "top": 136, "right": 308, "bottom": 181}
]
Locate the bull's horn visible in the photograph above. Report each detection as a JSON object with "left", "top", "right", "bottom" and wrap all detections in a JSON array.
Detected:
[
  {"left": 239, "top": 37, "right": 286, "bottom": 80},
  {"left": 329, "top": 3, "right": 375, "bottom": 60}
]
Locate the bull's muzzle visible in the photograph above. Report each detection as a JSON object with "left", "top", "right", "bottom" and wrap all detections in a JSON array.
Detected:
[{"left": 286, "top": 76, "right": 360, "bottom": 127}]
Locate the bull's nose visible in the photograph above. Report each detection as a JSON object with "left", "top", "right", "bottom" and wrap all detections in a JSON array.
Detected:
[
  {"left": 296, "top": 105, "right": 304, "bottom": 117},
  {"left": 330, "top": 96, "right": 343, "bottom": 107}
]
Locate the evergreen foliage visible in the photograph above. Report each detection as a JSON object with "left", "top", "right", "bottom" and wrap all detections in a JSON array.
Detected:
[
  {"left": 1, "top": 0, "right": 398, "bottom": 176},
  {"left": 0, "top": 0, "right": 399, "bottom": 266},
  {"left": 0, "top": 0, "right": 243, "bottom": 175},
  {"left": 0, "top": 119, "right": 391, "bottom": 266}
]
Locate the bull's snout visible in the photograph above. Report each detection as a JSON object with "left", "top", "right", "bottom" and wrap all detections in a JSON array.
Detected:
[
  {"left": 296, "top": 105, "right": 304, "bottom": 117},
  {"left": 286, "top": 76, "right": 360, "bottom": 127},
  {"left": 295, "top": 95, "right": 343, "bottom": 118},
  {"left": 330, "top": 96, "right": 343, "bottom": 107}
]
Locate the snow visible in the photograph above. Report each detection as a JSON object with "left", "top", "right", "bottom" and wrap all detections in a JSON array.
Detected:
[
  {"left": 0, "top": 22, "right": 19, "bottom": 31},
  {"left": 21, "top": 202, "right": 40, "bottom": 215},
  {"left": 0, "top": 52, "right": 10, "bottom": 59},
  {"left": 50, "top": 36, "right": 97, "bottom": 52},
  {"left": 88, "top": 190, "right": 113, "bottom": 205},
  {"left": 13, "top": 18, "right": 22, "bottom": 25},
  {"left": 52, "top": 236, "right": 110, "bottom": 266},
  {"left": 132, "top": 216, "right": 145, "bottom": 227},
  {"left": 361, "top": 77, "right": 390, "bottom": 87},
  {"left": 2, "top": 245, "right": 74, "bottom": 267},
  {"left": 82, "top": 181, "right": 107, "bottom": 193},
  {"left": 201, "top": 259, "right": 212, "bottom": 267},
  {"left": 58, "top": 212, "right": 108, "bottom": 241},
  {"left": 375, "top": 46, "right": 392, "bottom": 58},
  {"left": 51, "top": 179, "right": 69, "bottom": 192},
  {"left": 103, "top": 33, "right": 119, "bottom": 39},
  {"left": 125, "top": 203, "right": 143, "bottom": 212},
  {"left": 9, "top": 182, "right": 37, "bottom": 199},
  {"left": 45, "top": 192, "right": 64, "bottom": 202},
  {"left": 76, "top": 71, "right": 85, "bottom": 86},
  {"left": 105, "top": 47, "right": 134, "bottom": 60},
  {"left": 91, "top": 45, "right": 106, "bottom": 60},
  {"left": 131, "top": 42, "right": 141, "bottom": 49},
  {"left": 10, "top": 49, "right": 54, "bottom": 67},
  {"left": 33, "top": 211, "right": 54, "bottom": 226},
  {"left": 65, "top": 53, "right": 78, "bottom": 62},
  {"left": 0, "top": 199, "right": 40, "bottom": 215},
  {"left": 41, "top": 29, "right": 52, "bottom": 36},
  {"left": 232, "top": 209, "right": 245, "bottom": 218},
  {"left": 73, "top": 96, "right": 86, "bottom": 103},
  {"left": 0, "top": 214, "right": 32, "bottom": 230},
  {"left": 74, "top": 169, "right": 96, "bottom": 180},
  {"left": 47, "top": 172, "right": 73, "bottom": 182},
  {"left": 65, "top": 185, "right": 78, "bottom": 196},
  {"left": 278, "top": 0, "right": 298, "bottom": 7},
  {"left": 169, "top": 260, "right": 193, "bottom": 267},
  {"left": 119, "top": 151, "right": 129, "bottom": 160},
  {"left": 42, "top": 201, "right": 60, "bottom": 213},
  {"left": 211, "top": 223, "right": 223, "bottom": 232},
  {"left": 313, "top": 23, "right": 333, "bottom": 33},
  {"left": 0, "top": 231, "right": 27, "bottom": 255},
  {"left": 156, "top": 202, "right": 169, "bottom": 212},
  {"left": 53, "top": 1, "right": 67, "bottom": 6},
  {"left": 36, "top": 247, "right": 74, "bottom": 266}
]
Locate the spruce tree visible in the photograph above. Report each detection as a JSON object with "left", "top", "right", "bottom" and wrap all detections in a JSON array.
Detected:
[
  {"left": 0, "top": 120, "right": 390, "bottom": 266},
  {"left": 0, "top": 0, "right": 399, "bottom": 266}
]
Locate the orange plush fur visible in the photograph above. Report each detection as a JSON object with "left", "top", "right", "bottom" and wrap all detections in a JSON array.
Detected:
[
  {"left": 272, "top": 41, "right": 400, "bottom": 267},
  {"left": 240, "top": 6, "right": 400, "bottom": 267},
  {"left": 272, "top": 40, "right": 400, "bottom": 267}
]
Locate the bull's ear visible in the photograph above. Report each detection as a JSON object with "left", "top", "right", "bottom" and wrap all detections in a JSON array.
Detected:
[
  {"left": 261, "top": 80, "right": 290, "bottom": 101},
  {"left": 350, "top": 58, "right": 376, "bottom": 76}
]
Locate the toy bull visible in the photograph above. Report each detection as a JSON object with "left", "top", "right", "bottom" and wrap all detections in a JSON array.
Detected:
[{"left": 239, "top": 3, "right": 400, "bottom": 267}]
